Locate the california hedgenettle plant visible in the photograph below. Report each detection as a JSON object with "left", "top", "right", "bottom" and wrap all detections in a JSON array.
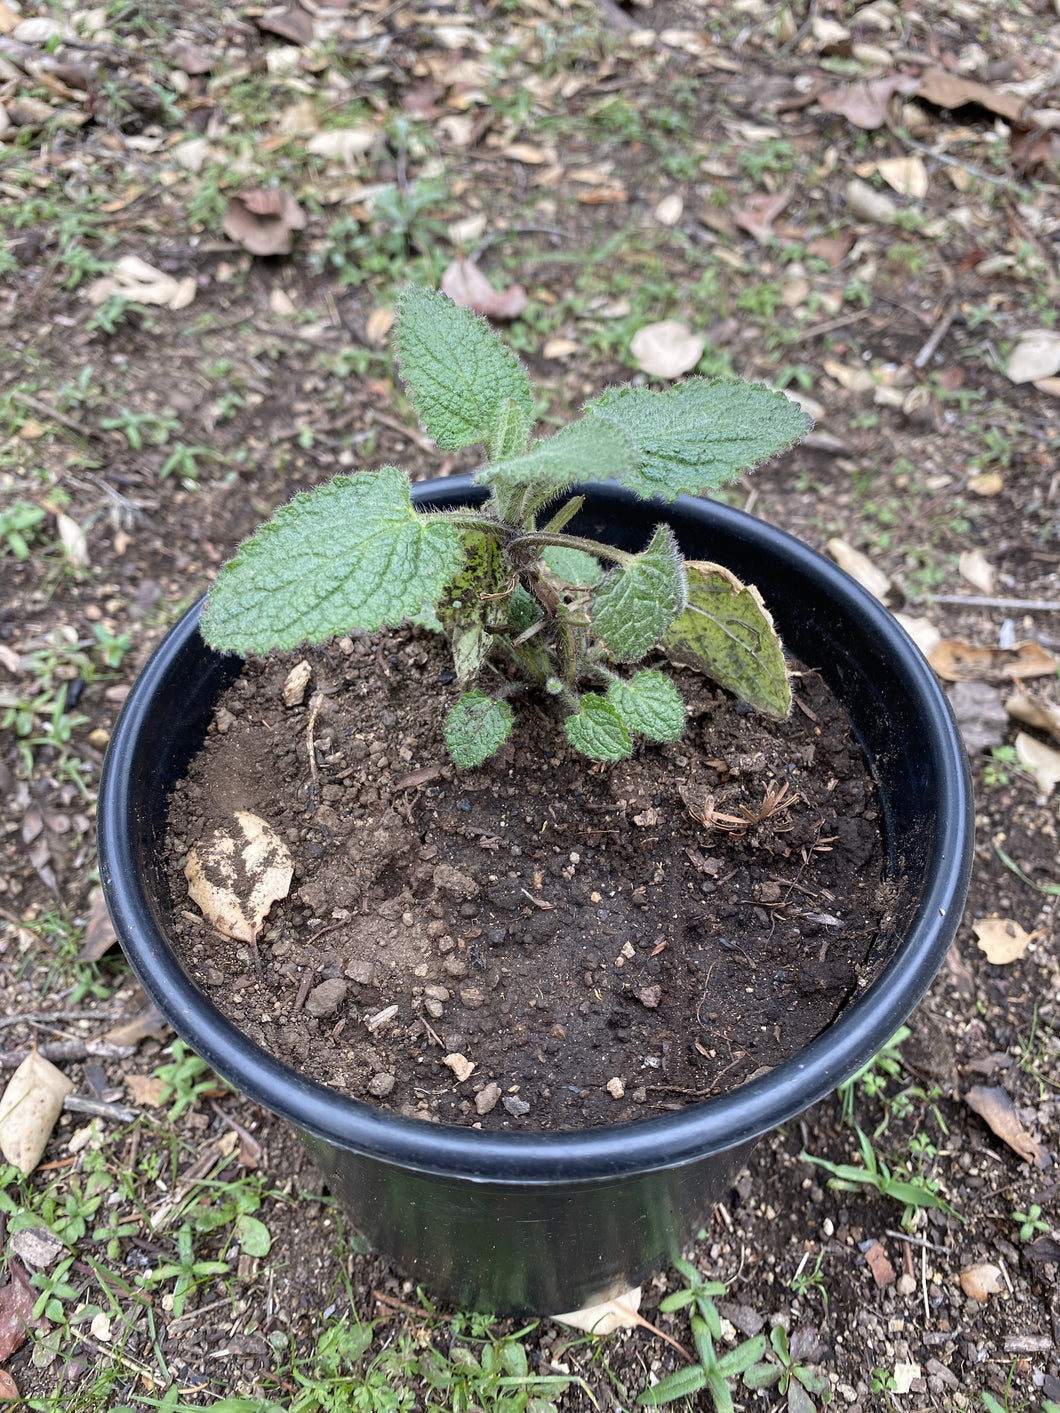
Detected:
[{"left": 201, "top": 287, "right": 811, "bottom": 767}]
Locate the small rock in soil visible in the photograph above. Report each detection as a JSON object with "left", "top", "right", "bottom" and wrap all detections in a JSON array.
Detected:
[{"left": 305, "top": 979, "right": 347, "bottom": 1018}]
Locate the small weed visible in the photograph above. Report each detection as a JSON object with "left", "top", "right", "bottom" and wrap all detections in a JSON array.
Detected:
[
  {"left": 1011, "top": 1204, "right": 1049, "bottom": 1241},
  {"left": 836, "top": 1028, "right": 909, "bottom": 1127},
  {"left": 0, "top": 500, "right": 48, "bottom": 559},
  {"left": 789, "top": 1250, "right": 828, "bottom": 1308},
  {"left": 153, "top": 1039, "right": 225, "bottom": 1119},
  {"left": 136, "top": 1223, "right": 230, "bottom": 1318},
  {"left": 159, "top": 442, "right": 219, "bottom": 482},
  {"left": 983, "top": 745, "right": 1020, "bottom": 787},
  {"left": 744, "top": 1325, "right": 830, "bottom": 1413},
  {"left": 801, "top": 1128, "right": 959, "bottom": 1231},
  {"left": 86, "top": 294, "right": 143, "bottom": 336},
  {"left": 100, "top": 407, "right": 181, "bottom": 450},
  {"left": 1016, "top": 1007, "right": 1060, "bottom": 1097}
]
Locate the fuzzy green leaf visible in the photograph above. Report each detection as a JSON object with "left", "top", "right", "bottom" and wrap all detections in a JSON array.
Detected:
[
  {"left": 593, "top": 524, "right": 685, "bottom": 663},
  {"left": 480, "top": 419, "right": 635, "bottom": 524},
  {"left": 444, "top": 691, "right": 514, "bottom": 769},
  {"left": 396, "top": 286, "right": 534, "bottom": 450},
  {"left": 437, "top": 529, "right": 511, "bottom": 685},
  {"left": 584, "top": 378, "right": 811, "bottom": 501},
  {"left": 234, "top": 1214, "right": 272, "bottom": 1258},
  {"left": 507, "top": 584, "right": 542, "bottom": 635},
  {"left": 716, "top": 1334, "right": 769, "bottom": 1377},
  {"left": 542, "top": 546, "right": 603, "bottom": 588},
  {"left": 662, "top": 559, "right": 790, "bottom": 719},
  {"left": 636, "top": 1365, "right": 709, "bottom": 1406},
  {"left": 744, "top": 1363, "right": 783, "bottom": 1390},
  {"left": 606, "top": 670, "right": 685, "bottom": 742},
  {"left": 201, "top": 468, "right": 466, "bottom": 654},
  {"left": 564, "top": 695, "right": 631, "bottom": 761},
  {"left": 488, "top": 397, "right": 532, "bottom": 462}
]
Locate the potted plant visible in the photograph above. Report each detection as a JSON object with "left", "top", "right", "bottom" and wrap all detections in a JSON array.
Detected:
[{"left": 98, "top": 289, "right": 973, "bottom": 1315}]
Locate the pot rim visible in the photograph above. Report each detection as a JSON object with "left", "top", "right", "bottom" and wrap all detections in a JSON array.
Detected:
[{"left": 98, "top": 479, "right": 973, "bottom": 1183}]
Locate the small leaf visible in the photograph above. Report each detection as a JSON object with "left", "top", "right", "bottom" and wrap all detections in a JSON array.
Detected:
[
  {"left": 787, "top": 1378, "right": 818, "bottom": 1413},
  {"left": 437, "top": 530, "right": 511, "bottom": 686},
  {"left": 234, "top": 1214, "right": 272, "bottom": 1258},
  {"left": 744, "top": 1363, "right": 783, "bottom": 1390},
  {"left": 606, "top": 670, "right": 685, "bottom": 742},
  {"left": 481, "top": 419, "right": 635, "bottom": 524},
  {"left": 663, "top": 560, "right": 791, "bottom": 719},
  {"left": 637, "top": 1365, "right": 709, "bottom": 1406},
  {"left": 185, "top": 812, "right": 294, "bottom": 944},
  {"left": 584, "top": 378, "right": 810, "bottom": 501},
  {"left": 0, "top": 1053, "right": 74, "bottom": 1176},
  {"left": 395, "top": 285, "right": 534, "bottom": 449},
  {"left": 542, "top": 546, "right": 602, "bottom": 587},
  {"left": 594, "top": 524, "right": 685, "bottom": 663},
  {"left": 716, "top": 1334, "right": 768, "bottom": 1377},
  {"left": 564, "top": 695, "right": 632, "bottom": 761},
  {"left": 201, "top": 468, "right": 466, "bottom": 654},
  {"left": 444, "top": 691, "right": 514, "bottom": 769}
]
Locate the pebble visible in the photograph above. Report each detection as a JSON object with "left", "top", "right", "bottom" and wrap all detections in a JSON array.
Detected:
[
  {"left": 367, "top": 1072, "right": 396, "bottom": 1097},
  {"left": 475, "top": 1082, "right": 501, "bottom": 1115},
  {"left": 606, "top": 1077, "right": 626, "bottom": 1099},
  {"left": 460, "top": 985, "right": 486, "bottom": 1009},
  {"left": 897, "top": 1273, "right": 917, "bottom": 1296},
  {"left": 502, "top": 1095, "right": 530, "bottom": 1117},
  {"left": 304, "top": 978, "right": 348, "bottom": 1018},
  {"left": 444, "top": 957, "right": 469, "bottom": 978}
]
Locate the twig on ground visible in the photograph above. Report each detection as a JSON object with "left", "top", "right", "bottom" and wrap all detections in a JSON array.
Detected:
[
  {"left": 924, "top": 594, "right": 1060, "bottom": 611},
  {"left": 914, "top": 297, "right": 960, "bottom": 369},
  {"left": 64, "top": 1093, "right": 139, "bottom": 1122}
]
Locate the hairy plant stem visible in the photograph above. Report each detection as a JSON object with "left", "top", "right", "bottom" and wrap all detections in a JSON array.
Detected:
[{"left": 508, "top": 530, "right": 636, "bottom": 566}]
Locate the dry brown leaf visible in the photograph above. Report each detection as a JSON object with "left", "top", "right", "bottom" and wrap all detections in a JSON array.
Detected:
[
  {"left": 0, "top": 1369, "right": 18, "bottom": 1402},
  {"left": 81, "top": 885, "right": 118, "bottom": 962},
  {"left": 629, "top": 321, "right": 704, "bottom": 380},
  {"left": 732, "top": 192, "right": 788, "bottom": 242},
  {"left": 186, "top": 811, "right": 293, "bottom": 943},
  {"left": 576, "top": 184, "right": 628, "bottom": 205},
  {"left": 440, "top": 259, "right": 527, "bottom": 320},
  {"left": 958, "top": 549, "right": 995, "bottom": 593},
  {"left": 1015, "top": 731, "right": 1060, "bottom": 794},
  {"left": 960, "top": 1262, "right": 1003, "bottom": 1304},
  {"left": 1006, "top": 330, "right": 1060, "bottom": 384},
  {"left": 875, "top": 155, "right": 929, "bottom": 197},
  {"left": 282, "top": 659, "right": 312, "bottom": 708},
  {"left": 864, "top": 1241, "right": 896, "bottom": 1288},
  {"left": 555, "top": 1286, "right": 642, "bottom": 1333},
  {"left": 255, "top": 6, "right": 313, "bottom": 44},
  {"left": 917, "top": 67, "right": 1026, "bottom": 123},
  {"left": 0, "top": 1261, "right": 37, "bottom": 1363},
  {"left": 845, "top": 178, "right": 897, "bottom": 224},
  {"left": 500, "top": 141, "right": 553, "bottom": 164},
  {"left": 1005, "top": 691, "right": 1060, "bottom": 742},
  {"left": 893, "top": 613, "right": 941, "bottom": 658},
  {"left": 826, "top": 539, "right": 891, "bottom": 601},
  {"left": 806, "top": 233, "right": 854, "bottom": 267},
  {"left": 86, "top": 254, "right": 196, "bottom": 311},
  {"left": 0, "top": 1050, "right": 74, "bottom": 1174},
  {"left": 104, "top": 1000, "right": 171, "bottom": 1047},
  {"left": 818, "top": 74, "right": 921, "bottom": 128},
  {"left": 928, "top": 639, "right": 1058, "bottom": 682},
  {"left": 306, "top": 127, "right": 376, "bottom": 166},
  {"left": 965, "top": 1085, "right": 1050, "bottom": 1168},
  {"left": 125, "top": 1073, "right": 167, "bottom": 1106},
  {"left": 223, "top": 189, "right": 306, "bottom": 256},
  {"left": 972, "top": 917, "right": 1033, "bottom": 964}
]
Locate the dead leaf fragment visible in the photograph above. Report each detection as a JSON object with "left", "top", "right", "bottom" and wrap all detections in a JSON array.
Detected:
[
  {"left": 630, "top": 321, "right": 703, "bottom": 379},
  {"left": 440, "top": 259, "right": 527, "bottom": 319},
  {"left": 81, "top": 885, "right": 118, "bottom": 961},
  {"left": 958, "top": 549, "right": 995, "bottom": 594},
  {"left": 1005, "top": 691, "right": 1060, "bottom": 743},
  {"left": 1015, "top": 731, "right": 1060, "bottom": 794},
  {"left": 732, "top": 191, "right": 788, "bottom": 242},
  {"left": 875, "top": 155, "right": 929, "bottom": 198},
  {"left": 965, "top": 1085, "right": 1051, "bottom": 1168},
  {"left": 1006, "top": 330, "right": 1060, "bottom": 384},
  {"left": 960, "top": 1261, "right": 1003, "bottom": 1304},
  {"left": 555, "top": 1287, "right": 642, "bottom": 1333},
  {"left": 0, "top": 1050, "right": 75, "bottom": 1174},
  {"left": 306, "top": 127, "right": 376, "bottom": 166},
  {"left": 104, "top": 1000, "right": 171, "bottom": 1047},
  {"left": 223, "top": 189, "right": 306, "bottom": 256},
  {"left": 928, "top": 640, "right": 1058, "bottom": 682},
  {"left": 826, "top": 539, "right": 891, "bottom": 600},
  {"left": 185, "top": 811, "right": 294, "bottom": 943},
  {"left": 0, "top": 1369, "right": 18, "bottom": 1402},
  {"left": 365, "top": 307, "right": 395, "bottom": 345},
  {"left": 86, "top": 254, "right": 196, "bottom": 311},
  {"left": 0, "top": 1260, "right": 37, "bottom": 1362},
  {"left": 947, "top": 679, "right": 1008, "bottom": 755},
  {"left": 845, "top": 178, "right": 897, "bottom": 224},
  {"left": 972, "top": 917, "right": 1033, "bottom": 964},
  {"left": 864, "top": 1241, "right": 896, "bottom": 1288},
  {"left": 255, "top": 6, "right": 313, "bottom": 44},
  {"left": 125, "top": 1073, "right": 167, "bottom": 1106},
  {"left": 818, "top": 74, "right": 920, "bottom": 129},
  {"left": 917, "top": 67, "right": 1026, "bottom": 124}
]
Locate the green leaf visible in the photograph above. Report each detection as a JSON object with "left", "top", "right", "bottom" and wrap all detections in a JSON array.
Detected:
[
  {"left": 234, "top": 1214, "right": 271, "bottom": 1257},
  {"left": 606, "top": 670, "right": 685, "bottom": 742},
  {"left": 744, "top": 1363, "right": 784, "bottom": 1390},
  {"left": 796, "top": 1368, "right": 831, "bottom": 1397},
  {"left": 488, "top": 397, "right": 532, "bottom": 462},
  {"left": 437, "top": 529, "right": 512, "bottom": 685},
  {"left": 707, "top": 1370, "right": 735, "bottom": 1413},
  {"left": 788, "top": 1377, "right": 819, "bottom": 1413},
  {"left": 542, "top": 546, "right": 603, "bottom": 588},
  {"left": 716, "top": 1334, "right": 768, "bottom": 1377},
  {"left": 662, "top": 559, "right": 790, "bottom": 718},
  {"left": 657, "top": 1289, "right": 695, "bottom": 1313},
  {"left": 201, "top": 468, "right": 466, "bottom": 654},
  {"left": 584, "top": 378, "right": 811, "bottom": 501},
  {"left": 691, "top": 1314, "right": 716, "bottom": 1368},
  {"left": 444, "top": 691, "right": 514, "bottom": 769},
  {"left": 480, "top": 419, "right": 635, "bottom": 524},
  {"left": 593, "top": 524, "right": 684, "bottom": 663},
  {"left": 507, "top": 584, "right": 542, "bottom": 635},
  {"left": 637, "top": 1365, "right": 709, "bottom": 1406},
  {"left": 564, "top": 695, "right": 632, "bottom": 761},
  {"left": 395, "top": 285, "right": 534, "bottom": 450}
]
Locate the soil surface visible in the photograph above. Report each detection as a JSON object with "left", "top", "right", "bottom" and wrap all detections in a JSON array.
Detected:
[{"left": 165, "top": 628, "right": 887, "bottom": 1130}]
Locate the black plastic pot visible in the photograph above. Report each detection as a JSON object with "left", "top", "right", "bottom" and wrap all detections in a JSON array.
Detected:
[{"left": 98, "top": 478, "right": 973, "bottom": 1315}]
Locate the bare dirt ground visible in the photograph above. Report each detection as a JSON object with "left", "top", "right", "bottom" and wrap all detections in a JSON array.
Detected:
[{"left": 1, "top": 0, "right": 1059, "bottom": 1409}]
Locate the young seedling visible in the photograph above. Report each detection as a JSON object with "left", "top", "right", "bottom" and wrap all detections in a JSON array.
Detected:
[{"left": 202, "top": 286, "right": 810, "bottom": 768}]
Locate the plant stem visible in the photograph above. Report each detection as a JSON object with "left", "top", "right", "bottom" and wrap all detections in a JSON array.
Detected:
[{"left": 509, "top": 530, "right": 634, "bottom": 566}]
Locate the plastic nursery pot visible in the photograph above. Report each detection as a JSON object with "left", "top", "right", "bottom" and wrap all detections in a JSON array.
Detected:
[{"left": 98, "top": 477, "right": 973, "bottom": 1317}]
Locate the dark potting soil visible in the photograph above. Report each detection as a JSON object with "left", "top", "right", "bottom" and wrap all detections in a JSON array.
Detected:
[{"left": 163, "top": 625, "right": 892, "bottom": 1131}]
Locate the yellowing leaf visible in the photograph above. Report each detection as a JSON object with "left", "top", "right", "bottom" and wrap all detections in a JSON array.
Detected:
[
  {"left": 185, "top": 811, "right": 293, "bottom": 942},
  {"left": 0, "top": 1051, "right": 74, "bottom": 1175},
  {"left": 972, "top": 917, "right": 1033, "bottom": 964},
  {"left": 1015, "top": 731, "right": 1060, "bottom": 794}
]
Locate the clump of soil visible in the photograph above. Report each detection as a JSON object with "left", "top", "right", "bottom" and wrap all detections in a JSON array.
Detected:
[{"left": 164, "top": 625, "right": 890, "bottom": 1130}]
